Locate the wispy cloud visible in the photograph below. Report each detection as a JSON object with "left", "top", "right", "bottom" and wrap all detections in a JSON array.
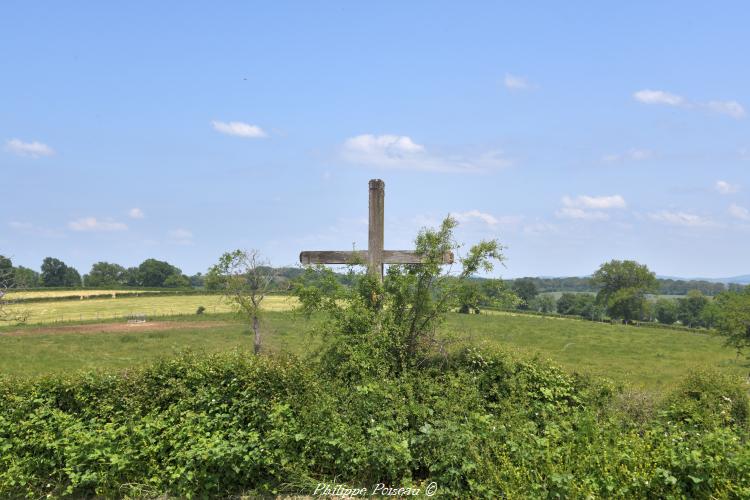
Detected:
[
  {"left": 68, "top": 217, "right": 128, "bottom": 232},
  {"left": 715, "top": 180, "right": 739, "bottom": 195},
  {"left": 556, "top": 195, "right": 626, "bottom": 221},
  {"left": 211, "top": 120, "right": 267, "bottom": 138},
  {"left": 729, "top": 204, "right": 750, "bottom": 221},
  {"left": 503, "top": 73, "right": 533, "bottom": 91},
  {"left": 602, "top": 149, "right": 654, "bottom": 163},
  {"left": 341, "top": 134, "right": 511, "bottom": 173},
  {"left": 706, "top": 100, "right": 746, "bottom": 119},
  {"left": 633, "top": 90, "right": 685, "bottom": 106},
  {"left": 451, "top": 210, "right": 522, "bottom": 227},
  {"left": 634, "top": 89, "right": 745, "bottom": 119},
  {"left": 128, "top": 208, "right": 145, "bottom": 219},
  {"left": 4, "top": 138, "right": 55, "bottom": 158},
  {"left": 649, "top": 210, "right": 715, "bottom": 227},
  {"left": 168, "top": 228, "right": 194, "bottom": 245}
]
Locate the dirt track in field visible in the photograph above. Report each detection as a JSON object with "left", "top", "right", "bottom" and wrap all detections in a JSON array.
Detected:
[{"left": 1, "top": 321, "right": 231, "bottom": 337}]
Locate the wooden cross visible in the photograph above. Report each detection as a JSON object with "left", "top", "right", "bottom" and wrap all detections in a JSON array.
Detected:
[{"left": 300, "top": 179, "right": 454, "bottom": 280}]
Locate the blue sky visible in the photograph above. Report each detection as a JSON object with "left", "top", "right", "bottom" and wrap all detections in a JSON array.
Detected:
[{"left": 2, "top": 1, "right": 749, "bottom": 279}]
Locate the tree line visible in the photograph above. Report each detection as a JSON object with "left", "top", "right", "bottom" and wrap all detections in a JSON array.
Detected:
[
  {"left": 506, "top": 276, "right": 744, "bottom": 296},
  {"left": 0, "top": 256, "right": 195, "bottom": 288}
]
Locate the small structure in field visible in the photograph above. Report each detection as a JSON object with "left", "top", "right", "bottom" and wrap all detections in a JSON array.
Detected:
[{"left": 127, "top": 314, "right": 147, "bottom": 324}]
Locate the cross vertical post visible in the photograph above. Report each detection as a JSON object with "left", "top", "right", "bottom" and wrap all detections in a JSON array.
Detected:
[{"left": 368, "top": 179, "right": 385, "bottom": 280}]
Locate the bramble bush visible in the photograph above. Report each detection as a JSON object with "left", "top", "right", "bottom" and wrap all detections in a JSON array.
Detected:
[
  {"left": 1, "top": 218, "right": 749, "bottom": 498},
  {"left": 1, "top": 350, "right": 748, "bottom": 498}
]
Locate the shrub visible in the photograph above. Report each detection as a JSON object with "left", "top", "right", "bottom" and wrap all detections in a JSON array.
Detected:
[{"left": 196, "top": 305, "right": 206, "bottom": 315}]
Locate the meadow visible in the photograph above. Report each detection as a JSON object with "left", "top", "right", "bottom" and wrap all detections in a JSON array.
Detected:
[
  {"left": 1, "top": 296, "right": 746, "bottom": 389},
  {"left": 2, "top": 293, "right": 294, "bottom": 324},
  {"left": 7, "top": 289, "right": 152, "bottom": 299}
]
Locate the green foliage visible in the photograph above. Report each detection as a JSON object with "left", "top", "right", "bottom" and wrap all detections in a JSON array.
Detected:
[
  {"left": 715, "top": 288, "right": 750, "bottom": 354},
  {"left": 1, "top": 350, "right": 748, "bottom": 498},
  {"left": 457, "top": 279, "right": 518, "bottom": 314},
  {"left": 136, "top": 258, "right": 185, "bottom": 287},
  {"left": 293, "top": 216, "right": 505, "bottom": 379},
  {"left": 512, "top": 278, "right": 538, "bottom": 309},
  {"left": 12, "top": 266, "right": 40, "bottom": 288},
  {"left": 196, "top": 305, "right": 206, "bottom": 315},
  {"left": 528, "top": 294, "right": 556, "bottom": 313},
  {"left": 84, "top": 262, "right": 127, "bottom": 287},
  {"left": 655, "top": 298, "right": 678, "bottom": 325},
  {"left": 677, "top": 290, "right": 710, "bottom": 328},
  {"left": 41, "top": 257, "right": 81, "bottom": 287},
  {"left": 592, "top": 260, "right": 657, "bottom": 323}
]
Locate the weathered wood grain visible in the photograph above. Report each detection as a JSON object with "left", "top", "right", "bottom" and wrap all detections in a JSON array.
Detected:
[
  {"left": 299, "top": 250, "right": 368, "bottom": 265},
  {"left": 299, "top": 250, "right": 454, "bottom": 265},
  {"left": 368, "top": 179, "right": 385, "bottom": 278}
]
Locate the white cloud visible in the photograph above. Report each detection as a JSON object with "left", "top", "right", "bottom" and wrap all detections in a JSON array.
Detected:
[
  {"left": 168, "top": 228, "right": 194, "bottom": 245},
  {"left": 128, "top": 208, "right": 145, "bottom": 219},
  {"left": 705, "top": 100, "right": 746, "bottom": 119},
  {"left": 602, "top": 149, "right": 653, "bottom": 163},
  {"left": 451, "top": 210, "right": 523, "bottom": 227},
  {"left": 715, "top": 180, "right": 739, "bottom": 195},
  {"left": 504, "top": 74, "right": 532, "bottom": 91},
  {"left": 9, "top": 221, "right": 32, "bottom": 229},
  {"left": 68, "top": 217, "right": 128, "bottom": 232},
  {"left": 729, "top": 204, "right": 750, "bottom": 221},
  {"left": 649, "top": 210, "right": 714, "bottom": 227},
  {"left": 556, "top": 207, "right": 610, "bottom": 220},
  {"left": 633, "top": 90, "right": 685, "bottom": 106},
  {"left": 634, "top": 90, "right": 745, "bottom": 119},
  {"left": 562, "top": 195, "right": 627, "bottom": 209},
  {"left": 341, "top": 134, "right": 510, "bottom": 173},
  {"left": 211, "top": 120, "right": 267, "bottom": 138},
  {"left": 4, "top": 138, "right": 55, "bottom": 158},
  {"left": 556, "top": 194, "right": 626, "bottom": 220}
]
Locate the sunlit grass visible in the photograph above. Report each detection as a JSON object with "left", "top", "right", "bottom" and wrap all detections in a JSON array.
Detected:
[{"left": 3, "top": 294, "right": 297, "bottom": 324}]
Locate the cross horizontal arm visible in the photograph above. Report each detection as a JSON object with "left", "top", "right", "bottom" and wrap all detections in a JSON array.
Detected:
[
  {"left": 300, "top": 250, "right": 367, "bottom": 265},
  {"left": 300, "top": 250, "right": 454, "bottom": 265}
]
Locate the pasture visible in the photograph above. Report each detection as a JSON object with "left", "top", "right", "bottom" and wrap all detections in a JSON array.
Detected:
[
  {"left": 1, "top": 300, "right": 746, "bottom": 389},
  {"left": 6, "top": 289, "right": 152, "bottom": 299}
]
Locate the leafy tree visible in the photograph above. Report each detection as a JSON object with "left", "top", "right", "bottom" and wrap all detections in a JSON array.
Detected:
[
  {"left": 700, "top": 301, "right": 721, "bottom": 329},
  {"left": 40, "top": 257, "right": 78, "bottom": 287},
  {"left": 512, "top": 278, "right": 538, "bottom": 309},
  {"left": 137, "top": 259, "right": 182, "bottom": 287},
  {"left": 556, "top": 293, "right": 578, "bottom": 315},
  {"left": 189, "top": 272, "right": 205, "bottom": 288},
  {"left": 294, "top": 217, "right": 503, "bottom": 379},
  {"left": 123, "top": 267, "right": 139, "bottom": 286},
  {"left": 456, "top": 281, "right": 483, "bottom": 314},
  {"left": 529, "top": 294, "right": 556, "bottom": 313},
  {"left": 84, "top": 262, "right": 127, "bottom": 287},
  {"left": 715, "top": 289, "right": 750, "bottom": 354},
  {"left": 64, "top": 267, "right": 82, "bottom": 287},
  {"left": 677, "top": 290, "right": 709, "bottom": 328},
  {"left": 13, "top": 266, "right": 40, "bottom": 288},
  {"left": 654, "top": 298, "right": 678, "bottom": 325},
  {"left": 591, "top": 260, "right": 657, "bottom": 323},
  {"left": 163, "top": 273, "right": 191, "bottom": 288},
  {"left": 456, "top": 279, "right": 517, "bottom": 314},
  {"left": 210, "top": 250, "right": 275, "bottom": 354},
  {"left": 0, "top": 256, "right": 12, "bottom": 278},
  {"left": 0, "top": 255, "right": 28, "bottom": 324}
]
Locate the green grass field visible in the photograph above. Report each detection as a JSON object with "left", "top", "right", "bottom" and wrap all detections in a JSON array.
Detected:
[{"left": 2, "top": 298, "right": 747, "bottom": 389}]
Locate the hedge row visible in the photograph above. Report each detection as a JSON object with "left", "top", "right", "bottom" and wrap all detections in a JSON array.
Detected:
[{"left": 1, "top": 349, "right": 748, "bottom": 498}]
